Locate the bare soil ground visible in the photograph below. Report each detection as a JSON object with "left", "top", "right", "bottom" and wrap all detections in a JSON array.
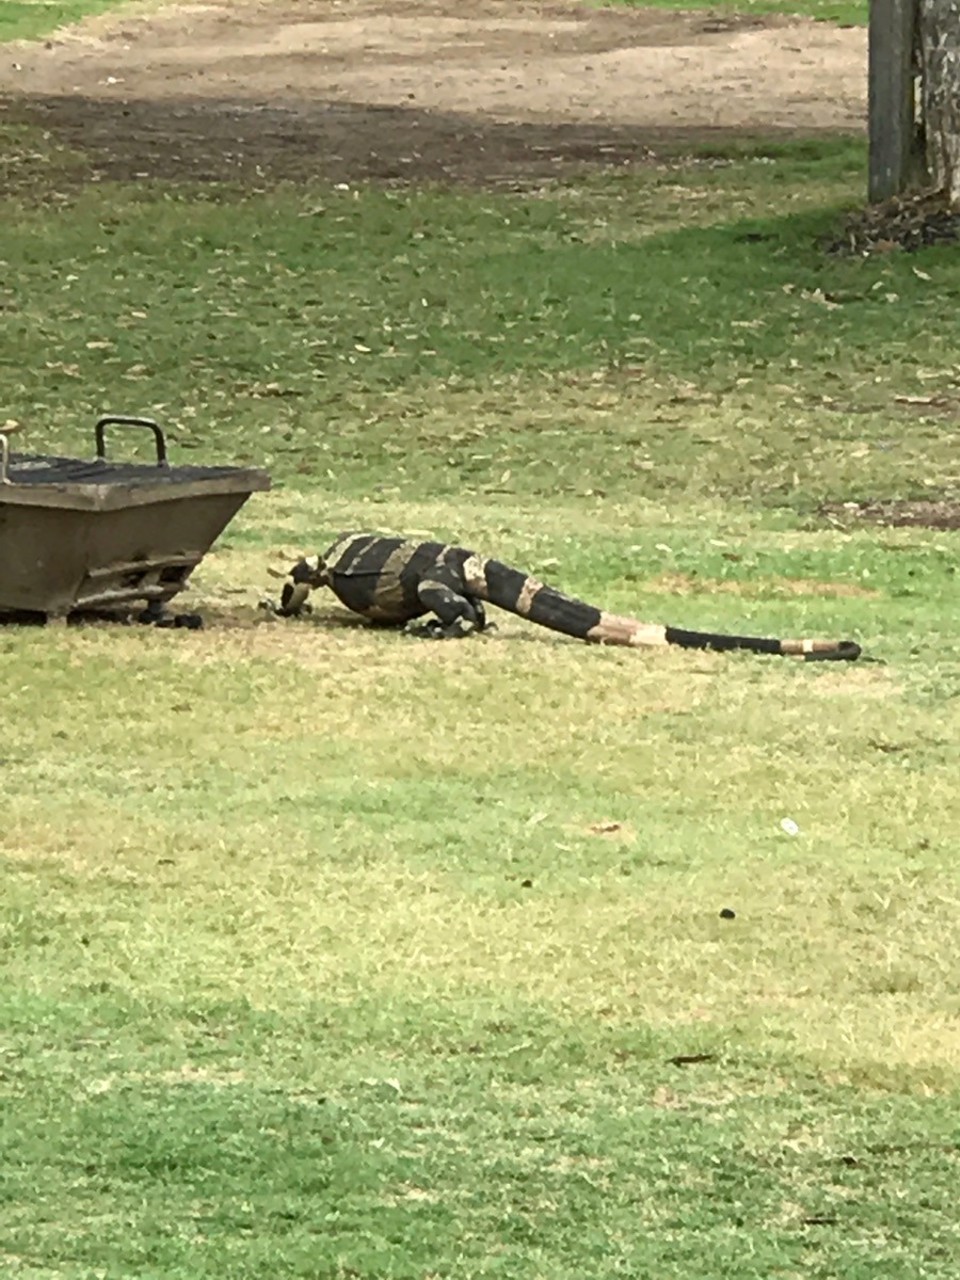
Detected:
[{"left": 0, "top": 0, "right": 867, "bottom": 189}]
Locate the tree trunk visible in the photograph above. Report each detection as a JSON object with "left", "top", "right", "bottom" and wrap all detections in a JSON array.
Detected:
[{"left": 918, "top": 0, "right": 960, "bottom": 205}]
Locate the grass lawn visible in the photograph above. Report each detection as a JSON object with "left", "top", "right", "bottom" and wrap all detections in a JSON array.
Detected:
[
  {"left": 595, "top": 0, "right": 867, "bottom": 24},
  {"left": 0, "top": 0, "right": 133, "bottom": 40},
  {"left": 2, "top": 3, "right": 960, "bottom": 1276},
  {"left": 0, "top": 0, "right": 869, "bottom": 41}
]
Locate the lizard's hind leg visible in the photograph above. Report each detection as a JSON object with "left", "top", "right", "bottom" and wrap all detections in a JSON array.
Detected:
[{"left": 409, "top": 570, "right": 488, "bottom": 639}]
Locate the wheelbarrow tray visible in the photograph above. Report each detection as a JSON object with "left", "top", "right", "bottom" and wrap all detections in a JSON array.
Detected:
[{"left": 0, "top": 416, "right": 270, "bottom": 619}]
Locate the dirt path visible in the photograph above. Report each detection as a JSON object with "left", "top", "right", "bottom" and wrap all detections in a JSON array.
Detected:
[{"left": 0, "top": 0, "right": 867, "bottom": 187}]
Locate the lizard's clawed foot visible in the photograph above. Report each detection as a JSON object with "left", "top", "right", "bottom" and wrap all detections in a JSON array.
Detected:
[
  {"left": 404, "top": 616, "right": 478, "bottom": 640},
  {"left": 471, "top": 603, "right": 497, "bottom": 634}
]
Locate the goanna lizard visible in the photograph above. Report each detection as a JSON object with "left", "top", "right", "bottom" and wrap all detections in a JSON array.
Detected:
[{"left": 266, "top": 531, "right": 862, "bottom": 661}]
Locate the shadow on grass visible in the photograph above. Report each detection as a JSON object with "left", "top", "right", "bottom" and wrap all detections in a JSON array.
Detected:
[{"left": 4, "top": 114, "right": 951, "bottom": 508}]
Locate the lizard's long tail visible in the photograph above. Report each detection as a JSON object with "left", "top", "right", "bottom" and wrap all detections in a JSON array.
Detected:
[{"left": 471, "top": 559, "right": 861, "bottom": 662}]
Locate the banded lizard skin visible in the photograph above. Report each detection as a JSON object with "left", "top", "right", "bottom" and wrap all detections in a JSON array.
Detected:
[{"left": 268, "top": 531, "right": 862, "bottom": 661}]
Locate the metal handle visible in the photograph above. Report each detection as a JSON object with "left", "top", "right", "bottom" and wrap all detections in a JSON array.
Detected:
[
  {"left": 0, "top": 433, "right": 11, "bottom": 486},
  {"left": 94, "top": 416, "right": 168, "bottom": 467}
]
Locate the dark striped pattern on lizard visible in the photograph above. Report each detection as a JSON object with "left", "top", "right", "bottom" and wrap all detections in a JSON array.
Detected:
[{"left": 271, "top": 532, "right": 861, "bottom": 661}]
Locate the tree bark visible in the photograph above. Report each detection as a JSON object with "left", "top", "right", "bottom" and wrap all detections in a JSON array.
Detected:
[{"left": 918, "top": 0, "right": 960, "bottom": 205}]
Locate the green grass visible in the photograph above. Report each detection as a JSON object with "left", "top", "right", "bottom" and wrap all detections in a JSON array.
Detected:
[
  {"left": 3, "top": 112, "right": 960, "bottom": 1278},
  {"left": 0, "top": 0, "right": 869, "bottom": 44},
  {"left": 4, "top": 138, "right": 958, "bottom": 509},
  {"left": 0, "top": 0, "right": 135, "bottom": 40},
  {"left": 591, "top": 0, "right": 868, "bottom": 25}
]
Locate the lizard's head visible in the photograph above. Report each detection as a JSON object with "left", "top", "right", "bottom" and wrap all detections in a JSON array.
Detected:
[
  {"left": 267, "top": 553, "right": 329, "bottom": 617},
  {"left": 289, "top": 554, "right": 328, "bottom": 588}
]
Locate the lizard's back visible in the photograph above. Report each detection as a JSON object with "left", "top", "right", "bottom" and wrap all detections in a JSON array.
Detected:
[{"left": 322, "top": 532, "right": 455, "bottom": 622}]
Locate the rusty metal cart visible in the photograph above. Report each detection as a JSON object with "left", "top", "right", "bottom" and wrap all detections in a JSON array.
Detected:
[{"left": 0, "top": 415, "right": 270, "bottom": 623}]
